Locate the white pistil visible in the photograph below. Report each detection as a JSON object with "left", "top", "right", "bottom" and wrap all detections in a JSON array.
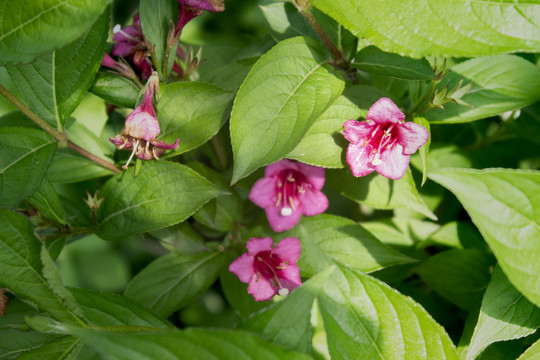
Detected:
[
  {"left": 278, "top": 288, "right": 289, "bottom": 296},
  {"left": 372, "top": 157, "right": 382, "bottom": 166},
  {"left": 281, "top": 207, "right": 293, "bottom": 216},
  {"left": 113, "top": 25, "right": 139, "bottom": 42},
  {"left": 122, "top": 139, "right": 140, "bottom": 169}
]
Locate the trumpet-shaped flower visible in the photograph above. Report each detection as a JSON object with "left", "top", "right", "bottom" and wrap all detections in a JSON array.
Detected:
[
  {"left": 229, "top": 237, "right": 301, "bottom": 301},
  {"left": 176, "top": 0, "right": 225, "bottom": 35},
  {"left": 343, "top": 97, "right": 429, "bottom": 180},
  {"left": 249, "top": 159, "right": 328, "bottom": 232}
]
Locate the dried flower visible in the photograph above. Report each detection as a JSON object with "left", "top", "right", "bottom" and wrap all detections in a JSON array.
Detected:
[
  {"left": 229, "top": 237, "right": 301, "bottom": 301},
  {"left": 343, "top": 97, "right": 429, "bottom": 180},
  {"left": 249, "top": 159, "right": 328, "bottom": 232}
]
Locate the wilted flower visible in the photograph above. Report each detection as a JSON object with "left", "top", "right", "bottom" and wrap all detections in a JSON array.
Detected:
[
  {"left": 109, "top": 74, "right": 179, "bottom": 169},
  {"left": 229, "top": 237, "right": 301, "bottom": 301},
  {"left": 176, "top": 0, "right": 225, "bottom": 35},
  {"left": 249, "top": 159, "right": 328, "bottom": 232},
  {"left": 343, "top": 97, "right": 429, "bottom": 180}
]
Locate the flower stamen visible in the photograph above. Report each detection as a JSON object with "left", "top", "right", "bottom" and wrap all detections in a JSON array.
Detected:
[{"left": 123, "top": 139, "right": 140, "bottom": 169}]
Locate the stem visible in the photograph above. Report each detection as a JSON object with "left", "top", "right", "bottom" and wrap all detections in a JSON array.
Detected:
[{"left": 0, "top": 84, "right": 120, "bottom": 174}]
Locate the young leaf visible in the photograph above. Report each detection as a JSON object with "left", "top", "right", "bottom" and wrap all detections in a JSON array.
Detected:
[
  {"left": 96, "top": 161, "right": 222, "bottom": 241},
  {"left": 287, "top": 84, "right": 390, "bottom": 168},
  {"left": 327, "top": 168, "right": 436, "bottom": 220},
  {"left": 230, "top": 36, "right": 345, "bottom": 183},
  {"left": 353, "top": 46, "right": 435, "bottom": 80},
  {"left": 6, "top": 10, "right": 109, "bottom": 130},
  {"left": 319, "top": 264, "right": 459, "bottom": 359},
  {"left": 466, "top": 265, "right": 540, "bottom": 360},
  {"left": 0, "top": 0, "right": 111, "bottom": 65},
  {"left": 0, "top": 127, "right": 57, "bottom": 209},
  {"left": 309, "top": 0, "right": 540, "bottom": 58},
  {"left": 424, "top": 56, "right": 540, "bottom": 124},
  {"left": 27, "top": 177, "right": 66, "bottom": 225},
  {"left": 517, "top": 338, "right": 540, "bottom": 360},
  {"left": 89, "top": 72, "right": 140, "bottom": 109},
  {"left": 124, "top": 250, "right": 225, "bottom": 317},
  {"left": 429, "top": 168, "right": 540, "bottom": 307},
  {"left": 279, "top": 214, "right": 416, "bottom": 277},
  {"left": 414, "top": 117, "right": 430, "bottom": 186},
  {"left": 157, "top": 82, "right": 234, "bottom": 155}
]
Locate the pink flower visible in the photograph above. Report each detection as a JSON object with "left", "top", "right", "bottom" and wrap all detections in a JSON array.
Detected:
[
  {"left": 176, "top": 0, "right": 225, "bottom": 35},
  {"left": 109, "top": 75, "right": 179, "bottom": 169},
  {"left": 249, "top": 159, "right": 328, "bottom": 233},
  {"left": 229, "top": 237, "right": 301, "bottom": 301},
  {"left": 343, "top": 97, "right": 429, "bottom": 180}
]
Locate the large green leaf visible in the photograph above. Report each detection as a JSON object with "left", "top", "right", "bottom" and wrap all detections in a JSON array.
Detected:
[
  {"left": 96, "top": 161, "right": 222, "bottom": 241},
  {"left": 70, "top": 328, "right": 312, "bottom": 360},
  {"left": 157, "top": 82, "right": 234, "bottom": 155},
  {"left": 415, "top": 249, "right": 494, "bottom": 310},
  {"left": 280, "top": 214, "right": 415, "bottom": 277},
  {"left": 5, "top": 10, "right": 109, "bottom": 130},
  {"left": 309, "top": 0, "right": 540, "bottom": 58},
  {"left": 46, "top": 148, "right": 112, "bottom": 183},
  {"left": 319, "top": 264, "right": 459, "bottom": 359},
  {"left": 327, "top": 169, "right": 436, "bottom": 220},
  {"left": 27, "top": 177, "right": 66, "bottom": 225},
  {"left": 0, "top": 210, "right": 81, "bottom": 325},
  {"left": 466, "top": 265, "right": 540, "bottom": 360},
  {"left": 230, "top": 36, "right": 344, "bottom": 183},
  {"left": 517, "top": 339, "right": 540, "bottom": 360},
  {"left": 0, "top": 127, "right": 57, "bottom": 208},
  {"left": 124, "top": 250, "right": 225, "bottom": 317},
  {"left": 0, "top": 0, "right": 111, "bottom": 65},
  {"left": 429, "top": 168, "right": 540, "bottom": 307},
  {"left": 287, "top": 84, "right": 389, "bottom": 168},
  {"left": 15, "top": 336, "right": 81, "bottom": 360},
  {"left": 424, "top": 56, "right": 540, "bottom": 124},
  {"left": 89, "top": 72, "right": 140, "bottom": 109}
]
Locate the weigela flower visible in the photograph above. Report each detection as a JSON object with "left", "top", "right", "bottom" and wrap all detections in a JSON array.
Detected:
[
  {"left": 249, "top": 159, "right": 328, "bottom": 232},
  {"left": 176, "top": 0, "right": 225, "bottom": 35},
  {"left": 229, "top": 237, "right": 301, "bottom": 301},
  {"left": 109, "top": 75, "right": 179, "bottom": 169},
  {"left": 343, "top": 97, "right": 429, "bottom": 180}
]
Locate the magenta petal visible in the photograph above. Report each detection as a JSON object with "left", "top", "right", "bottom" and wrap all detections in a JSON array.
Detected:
[
  {"left": 342, "top": 119, "right": 373, "bottom": 144},
  {"left": 112, "top": 42, "right": 135, "bottom": 57},
  {"left": 367, "top": 97, "right": 405, "bottom": 124},
  {"left": 229, "top": 253, "right": 255, "bottom": 283},
  {"left": 124, "top": 109, "right": 160, "bottom": 140},
  {"left": 247, "top": 276, "right": 276, "bottom": 301},
  {"left": 265, "top": 205, "right": 302, "bottom": 232},
  {"left": 273, "top": 237, "right": 301, "bottom": 264},
  {"left": 109, "top": 135, "right": 131, "bottom": 149},
  {"left": 375, "top": 144, "right": 410, "bottom": 180},
  {"left": 300, "top": 189, "right": 328, "bottom": 216},
  {"left": 249, "top": 177, "right": 276, "bottom": 209},
  {"left": 151, "top": 138, "right": 180, "bottom": 150},
  {"left": 297, "top": 162, "right": 325, "bottom": 190},
  {"left": 346, "top": 142, "right": 376, "bottom": 177},
  {"left": 101, "top": 53, "right": 117, "bottom": 69},
  {"left": 265, "top": 159, "right": 298, "bottom": 178},
  {"left": 278, "top": 264, "right": 302, "bottom": 291},
  {"left": 246, "top": 237, "right": 274, "bottom": 256},
  {"left": 398, "top": 122, "right": 429, "bottom": 155}
]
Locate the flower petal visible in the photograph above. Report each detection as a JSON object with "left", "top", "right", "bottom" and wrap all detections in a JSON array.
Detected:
[
  {"left": 249, "top": 177, "right": 276, "bottom": 208},
  {"left": 367, "top": 97, "right": 405, "bottom": 124},
  {"left": 273, "top": 237, "right": 301, "bottom": 264},
  {"left": 300, "top": 189, "right": 328, "bottom": 216},
  {"left": 265, "top": 205, "right": 302, "bottom": 233},
  {"left": 342, "top": 119, "right": 373, "bottom": 144},
  {"left": 228, "top": 253, "right": 255, "bottom": 283},
  {"left": 109, "top": 135, "right": 132, "bottom": 149},
  {"left": 246, "top": 237, "right": 274, "bottom": 256},
  {"left": 278, "top": 264, "right": 302, "bottom": 291},
  {"left": 124, "top": 109, "right": 160, "bottom": 140},
  {"left": 111, "top": 41, "right": 135, "bottom": 57},
  {"left": 346, "top": 142, "right": 376, "bottom": 177},
  {"left": 375, "top": 144, "right": 410, "bottom": 180},
  {"left": 248, "top": 275, "right": 276, "bottom": 301},
  {"left": 151, "top": 139, "right": 180, "bottom": 150},
  {"left": 265, "top": 159, "right": 298, "bottom": 178},
  {"left": 297, "top": 162, "right": 325, "bottom": 190},
  {"left": 398, "top": 122, "right": 429, "bottom": 155}
]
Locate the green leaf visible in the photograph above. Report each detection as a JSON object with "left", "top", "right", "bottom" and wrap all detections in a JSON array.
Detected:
[
  {"left": 240, "top": 268, "right": 333, "bottom": 354},
  {"left": 193, "top": 192, "right": 243, "bottom": 232},
  {"left": 27, "top": 177, "right": 66, "bottom": 225},
  {"left": 280, "top": 214, "right": 415, "bottom": 277},
  {"left": 90, "top": 72, "right": 140, "bottom": 109},
  {"left": 46, "top": 148, "right": 112, "bottom": 184},
  {"left": 230, "top": 36, "right": 345, "bottom": 183},
  {"left": 309, "top": 0, "right": 540, "bottom": 58},
  {"left": 70, "top": 327, "right": 312, "bottom": 360},
  {"left": 96, "top": 161, "right": 222, "bottom": 241},
  {"left": 0, "top": 210, "right": 81, "bottom": 325},
  {"left": 415, "top": 249, "right": 494, "bottom": 310},
  {"left": 327, "top": 168, "right": 436, "bottom": 220},
  {"left": 429, "top": 168, "right": 540, "bottom": 307},
  {"left": 157, "top": 82, "right": 234, "bottom": 155},
  {"left": 319, "top": 264, "right": 459, "bottom": 359},
  {"left": 198, "top": 57, "right": 257, "bottom": 92},
  {"left": 6, "top": 10, "right": 109, "bottom": 130},
  {"left": 414, "top": 117, "right": 430, "bottom": 185},
  {"left": 417, "top": 221, "right": 485, "bottom": 250},
  {"left": 219, "top": 269, "right": 269, "bottom": 319},
  {"left": 353, "top": 46, "right": 435, "bottom": 80},
  {"left": 287, "top": 84, "right": 389, "bottom": 168},
  {"left": 124, "top": 250, "right": 225, "bottom": 317},
  {"left": 0, "top": 0, "right": 111, "bottom": 65},
  {"left": 16, "top": 336, "right": 80, "bottom": 360},
  {"left": 139, "top": 0, "right": 177, "bottom": 76},
  {"left": 0, "top": 127, "right": 57, "bottom": 208},
  {"left": 467, "top": 265, "right": 540, "bottom": 360},
  {"left": 517, "top": 339, "right": 540, "bottom": 360},
  {"left": 424, "top": 56, "right": 540, "bottom": 124},
  {"left": 150, "top": 223, "right": 208, "bottom": 254}
]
